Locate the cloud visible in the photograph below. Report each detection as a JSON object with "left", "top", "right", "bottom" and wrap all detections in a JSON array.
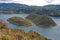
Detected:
[
  {"left": 0, "top": 0, "right": 60, "bottom": 6},
  {"left": 13, "top": 0, "right": 48, "bottom": 6},
  {"left": 44, "top": 0, "right": 54, "bottom": 3},
  {"left": 0, "top": 0, "right": 12, "bottom": 1}
]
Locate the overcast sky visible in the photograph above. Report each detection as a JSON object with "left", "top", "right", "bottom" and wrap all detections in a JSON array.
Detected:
[{"left": 0, "top": 0, "right": 60, "bottom": 6}]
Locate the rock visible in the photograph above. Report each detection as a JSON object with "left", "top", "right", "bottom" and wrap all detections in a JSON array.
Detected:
[
  {"left": 26, "top": 14, "right": 57, "bottom": 27},
  {"left": 7, "top": 16, "right": 32, "bottom": 27}
]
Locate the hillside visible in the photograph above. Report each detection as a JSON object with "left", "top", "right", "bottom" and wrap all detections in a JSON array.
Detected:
[
  {"left": 0, "top": 3, "right": 60, "bottom": 17},
  {"left": 0, "top": 19, "right": 51, "bottom": 40}
]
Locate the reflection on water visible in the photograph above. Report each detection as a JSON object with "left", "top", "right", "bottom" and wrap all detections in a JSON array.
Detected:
[{"left": 0, "top": 14, "right": 60, "bottom": 40}]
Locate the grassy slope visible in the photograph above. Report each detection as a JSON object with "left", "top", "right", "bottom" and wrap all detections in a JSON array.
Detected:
[{"left": 0, "top": 19, "right": 51, "bottom": 40}]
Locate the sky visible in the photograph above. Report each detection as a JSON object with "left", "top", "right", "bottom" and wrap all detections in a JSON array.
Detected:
[{"left": 0, "top": 0, "right": 60, "bottom": 6}]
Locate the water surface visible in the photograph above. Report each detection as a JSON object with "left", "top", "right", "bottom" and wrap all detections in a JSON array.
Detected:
[{"left": 0, "top": 14, "right": 60, "bottom": 40}]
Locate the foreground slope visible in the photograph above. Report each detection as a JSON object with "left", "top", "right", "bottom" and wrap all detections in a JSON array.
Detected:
[{"left": 0, "top": 19, "right": 51, "bottom": 40}]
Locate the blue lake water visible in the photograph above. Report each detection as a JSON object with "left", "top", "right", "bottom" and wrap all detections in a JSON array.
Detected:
[{"left": 0, "top": 14, "right": 60, "bottom": 40}]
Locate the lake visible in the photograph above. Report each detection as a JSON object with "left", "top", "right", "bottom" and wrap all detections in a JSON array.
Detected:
[{"left": 0, "top": 14, "right": 60, "bottom": 40}]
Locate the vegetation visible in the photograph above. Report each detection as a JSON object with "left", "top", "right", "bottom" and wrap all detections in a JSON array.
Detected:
[
  {"left": 26, "top": 14, "right": 38, "bottom": 20},
  {"left": 7, "top": 16, "right": 32, "bottom": 27},
  {"left": 0, "top": 19, "right": 51, "bottom": 40},
  {"left": 26, "top": 14, "right": 57, "bottom": 27},
  {"left": 0, "top": 3, "right": 60, "bottom": 17},
  {"left": 28, "top": 30, "right": 51, "bottom": 40}
]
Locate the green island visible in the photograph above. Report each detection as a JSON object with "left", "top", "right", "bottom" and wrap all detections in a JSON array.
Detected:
[
  {"left": 0, "top": 19, "right": 51, "bottom": 40},
  {"left": 26, "top": 14, "right": 57, "bottom": 27},
  {"left": 7, "top": 16, "right": 32, "bottom": 27}
]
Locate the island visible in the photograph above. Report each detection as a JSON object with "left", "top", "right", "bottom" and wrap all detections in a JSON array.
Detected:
[
  {"left": 0, "top": 19, "right": 51, "bottom": 40},
  {"left": 26, "top": 14, "right": 39, "bottom": 20},
  {"left": 7, "top": 16, "right": 32, "bottom": 27},
  {"left": 26, "top": 14, "right": 57, "bottom": 27}
]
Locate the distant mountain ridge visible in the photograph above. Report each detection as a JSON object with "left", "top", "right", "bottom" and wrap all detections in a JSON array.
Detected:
[
  {"left": 43, "top": 5, "right": 60, "bottom": 10},
  {"left": 0, "top": 3, "right": 60, "bottom": 17},
  {"left": 0, "top": 3, "right": 28, "bottom": 10},
  {"left": 0, "top": 3, "right": 60, "bottom": 10}
]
